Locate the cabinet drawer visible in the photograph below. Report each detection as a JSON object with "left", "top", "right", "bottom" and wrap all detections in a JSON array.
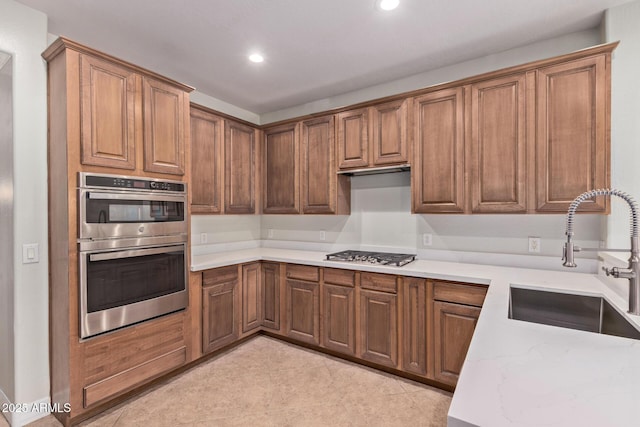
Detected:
[
  {"left": 286, "top": 264, "right": 319, "bottom": 282},
  {"left": 433, "top": 281, "right": 488, "bottom": 307},
  {"left": 324, "top": 268, "right": 355, "bottom": 287},
  {"left": 203, "top": 265, "right": 238, "bottom": 287},
  {"left": 360, "top": 272, "right": 397, "bottom": 293},
  {"left": 84, "top": 346, "right": 186, "bottom": 408}
]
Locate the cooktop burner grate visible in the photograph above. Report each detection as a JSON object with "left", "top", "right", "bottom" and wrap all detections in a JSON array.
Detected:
[{"left": 325, "top": 250, "right": 416, "bottom": 267}]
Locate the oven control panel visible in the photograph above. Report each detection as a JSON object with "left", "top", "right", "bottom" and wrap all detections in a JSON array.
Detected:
[{"left": 82, "top": 173, "right": 185, "bottom": 193}]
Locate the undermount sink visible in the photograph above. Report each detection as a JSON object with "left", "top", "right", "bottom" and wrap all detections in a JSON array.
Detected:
[{"left": 509, "top": 286, "right": 640, "bottom": 340}]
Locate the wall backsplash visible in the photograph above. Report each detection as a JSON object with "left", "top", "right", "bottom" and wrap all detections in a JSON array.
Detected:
[{"left": 192, "top": 172, "right": 603, "bottom": 270}]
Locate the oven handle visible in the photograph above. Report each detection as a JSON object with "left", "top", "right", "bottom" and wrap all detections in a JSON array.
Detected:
[
  {"left": 89, "top": 245, "right": 184, "bottom": 262},
  {"left": 87, "top": 191, "right": 185, "bottom": 203}
]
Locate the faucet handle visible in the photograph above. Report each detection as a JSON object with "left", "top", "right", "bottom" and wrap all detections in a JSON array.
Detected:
[{"left": 602, "top": 266, "right": 619, "bottom": 278}]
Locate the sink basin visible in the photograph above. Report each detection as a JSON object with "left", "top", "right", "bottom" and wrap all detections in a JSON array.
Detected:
[{"left": 509, "top": 286, "right": 640, "bottom": 340}]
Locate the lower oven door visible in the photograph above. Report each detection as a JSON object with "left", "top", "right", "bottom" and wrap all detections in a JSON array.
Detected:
[{"left": 79, "top": 243, "right": 188, "bottom": 339}]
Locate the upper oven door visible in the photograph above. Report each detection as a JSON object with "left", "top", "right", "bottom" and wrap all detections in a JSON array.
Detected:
[{"left": 79, "top": 189, "right": 186, "bottom": 240}]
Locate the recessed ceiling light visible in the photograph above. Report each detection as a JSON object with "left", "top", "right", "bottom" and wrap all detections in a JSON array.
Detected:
[
  {"left": 377, "top": 0, "right": 399, "bottom": 11},
  {"left": 248, "top": 53, "right": 264, "bottom": 63}
]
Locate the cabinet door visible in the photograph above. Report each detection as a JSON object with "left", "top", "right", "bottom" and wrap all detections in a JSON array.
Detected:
[
  {"left": 263, "top": 123, "right": 299, "bottom": 214},
  {"left": 370, "top": 99, "right": 408, "bottom": 166},
  {"left": 337, "top": 108, "right": 369, "bottom": 169},
  {"left": 242, "top": 263, "right": 261, "bottom": 333},
  {"left": 225, "top": 120, "right": 257, "bottom": 214},
  {"left": 262, "top": 262, "right": 281, "bottom": 331},
  {"left": 403, "top": 278, "right": 427, "bottom": 376},
  {"left": 359, "top": 289, "right": 398, "bottom": 368},
  {"left": 322, "top": 284, "right": 355, "bottom": 356},
  {"left": 80, "top": 54, "right": 137, "bottom": 170},
  {"left": 412, "top": 88, "right": 466, "bottom": 213},
  {"left": 143, "top": 77, "right": 186, "bottom": 175},
  {"left": 202, "top": 280, "right": 239, "bottom": 354},
  {"left": 433, "top": 301, "right": 480, "bottom": 386},
  {"left": 470, "top": 74, "right": 527, "bottom": 213},
  {"left": 536, "top": 55, "right": 609, "bottom": 212},
  {"left": 301, "top": 115, "right": 340, "bottom": 214},
  {"left": 285, "top": 279, "right": 320, "bottom": 345},
  {"left": 190, "top": 107, "right": 223, "bottom": 213}
]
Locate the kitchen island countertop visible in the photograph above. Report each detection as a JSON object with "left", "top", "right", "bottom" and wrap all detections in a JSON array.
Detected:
[{"left": 192, "top": 248, "right": 640, "bottom": 427}]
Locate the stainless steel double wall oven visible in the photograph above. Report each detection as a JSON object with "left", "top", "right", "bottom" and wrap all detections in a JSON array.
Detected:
[{"left": 78, "top": 173, "right": 188, "bottom": 338}]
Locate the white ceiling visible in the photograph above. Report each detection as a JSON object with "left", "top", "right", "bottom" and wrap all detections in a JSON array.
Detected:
[{"left": 18, "top": 0, "right": 632, "bottom": 114}]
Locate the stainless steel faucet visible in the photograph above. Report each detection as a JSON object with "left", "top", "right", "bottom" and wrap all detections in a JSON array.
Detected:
[{"left": 562, "top": 189, "right": 640, "bottom": 315}]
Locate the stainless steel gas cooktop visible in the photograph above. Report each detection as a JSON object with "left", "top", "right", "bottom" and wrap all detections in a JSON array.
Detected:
[{"left": 325, "top": 250, "right": 416, "bottom": 267}]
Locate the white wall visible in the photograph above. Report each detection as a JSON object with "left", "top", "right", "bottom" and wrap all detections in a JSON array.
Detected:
[
  {"left": 0, "top": 0, "right": 49, "bottom": 424},
  {"left": 0, "top": 56, "right": 15, "bottom": 407},
  {"left": 604, "top": 1, "right": 640, "bottom": 249}
]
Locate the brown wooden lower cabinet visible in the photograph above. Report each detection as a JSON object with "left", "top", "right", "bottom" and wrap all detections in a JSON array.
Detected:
[
  {"left": 432, "top": 297, "right": 483, "bottom": 386},
  {"left": 285, "top": 277, "right": 320, "bottom": 345},
  {"left": 242, "top": 263, "right": 262, "bottom": 334},
  {"left": 359, "top": 289, "right": 398, "bottom": 368},
  {"left": 202, "top": 269, "right": 240, "bottom": 354},
  {"left": 261, "top": 262, "right": 281, "bottom": 331},
  {"left": 402, "top": 277, "right": 428, "bottom": 376},
  {"left": 322, "top": 283, "right": 356, "bottom": 356}
]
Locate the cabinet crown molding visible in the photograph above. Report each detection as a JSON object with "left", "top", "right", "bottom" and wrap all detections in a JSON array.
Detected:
[{"left": 43, "top": 36, "right": 195, "bottom": 93}]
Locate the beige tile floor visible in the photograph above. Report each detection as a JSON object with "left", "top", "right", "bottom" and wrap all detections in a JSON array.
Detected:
[{"left": 15, "top": 336, "right": 451, "bottom": 427}]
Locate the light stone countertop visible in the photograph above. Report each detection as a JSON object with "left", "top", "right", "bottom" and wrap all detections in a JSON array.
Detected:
[{"left": 191, "top": 248, "right": 640, "bottom": 427}]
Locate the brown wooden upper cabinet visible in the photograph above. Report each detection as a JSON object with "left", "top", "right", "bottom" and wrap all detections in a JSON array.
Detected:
[
  {"left": 142, "top": 77, "right": 187, "bottom": 175},
  {"left": 412, "top": 87, "right": 466, "bottom": 213},
  {"left": 300, "top": 115, "right": 350, "bottom": 214},
  {"left": 263, "top": 123, "right": 300, "bottom": 214},
  {"left": 190, "top": 106, "right": 224, "bottom": 213},
  {"left": 536, "top": 55, "right": 609, "bottom": 213},
  {"left": 261, "top": 115, "right": 350, "bottom": 215},
  {"left": 470, "top": 73, "right": 528, "bottom": 213},
  {"left": 79, "top": 54, "right": 138, "bottom": 170},
  {"left": 74, "top": 45, "right": 190, "bottom": 176},
  {"left": 337, "top": 100, "right": 408, "bottom": 171},
  {"left": 225, "top": 119, "right": 259, "bottom": 214},
  {"left": 412, "top": 45, "right": 613, "bottom": 214}
]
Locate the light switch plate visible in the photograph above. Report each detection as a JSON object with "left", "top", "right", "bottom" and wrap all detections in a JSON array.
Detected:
[{"left": 22, "top": 243, "right": 39, "bottom": 264}]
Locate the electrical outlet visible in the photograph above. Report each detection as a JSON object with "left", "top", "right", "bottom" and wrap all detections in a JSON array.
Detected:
[
  {"left": 200, "top": 233, "right": 207, "bottom": 244},
  {"left": 320, "top": 231, "right": 326, "bottom": 241},
  {"left": 268, "top": 229, "right": 274, "bottom": 238},
  {"left": 422, "top": 233, "right": 432, "bottom": 246},
  {"left": 528, "top": 237, "right": 541, "bottom": 253}
]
